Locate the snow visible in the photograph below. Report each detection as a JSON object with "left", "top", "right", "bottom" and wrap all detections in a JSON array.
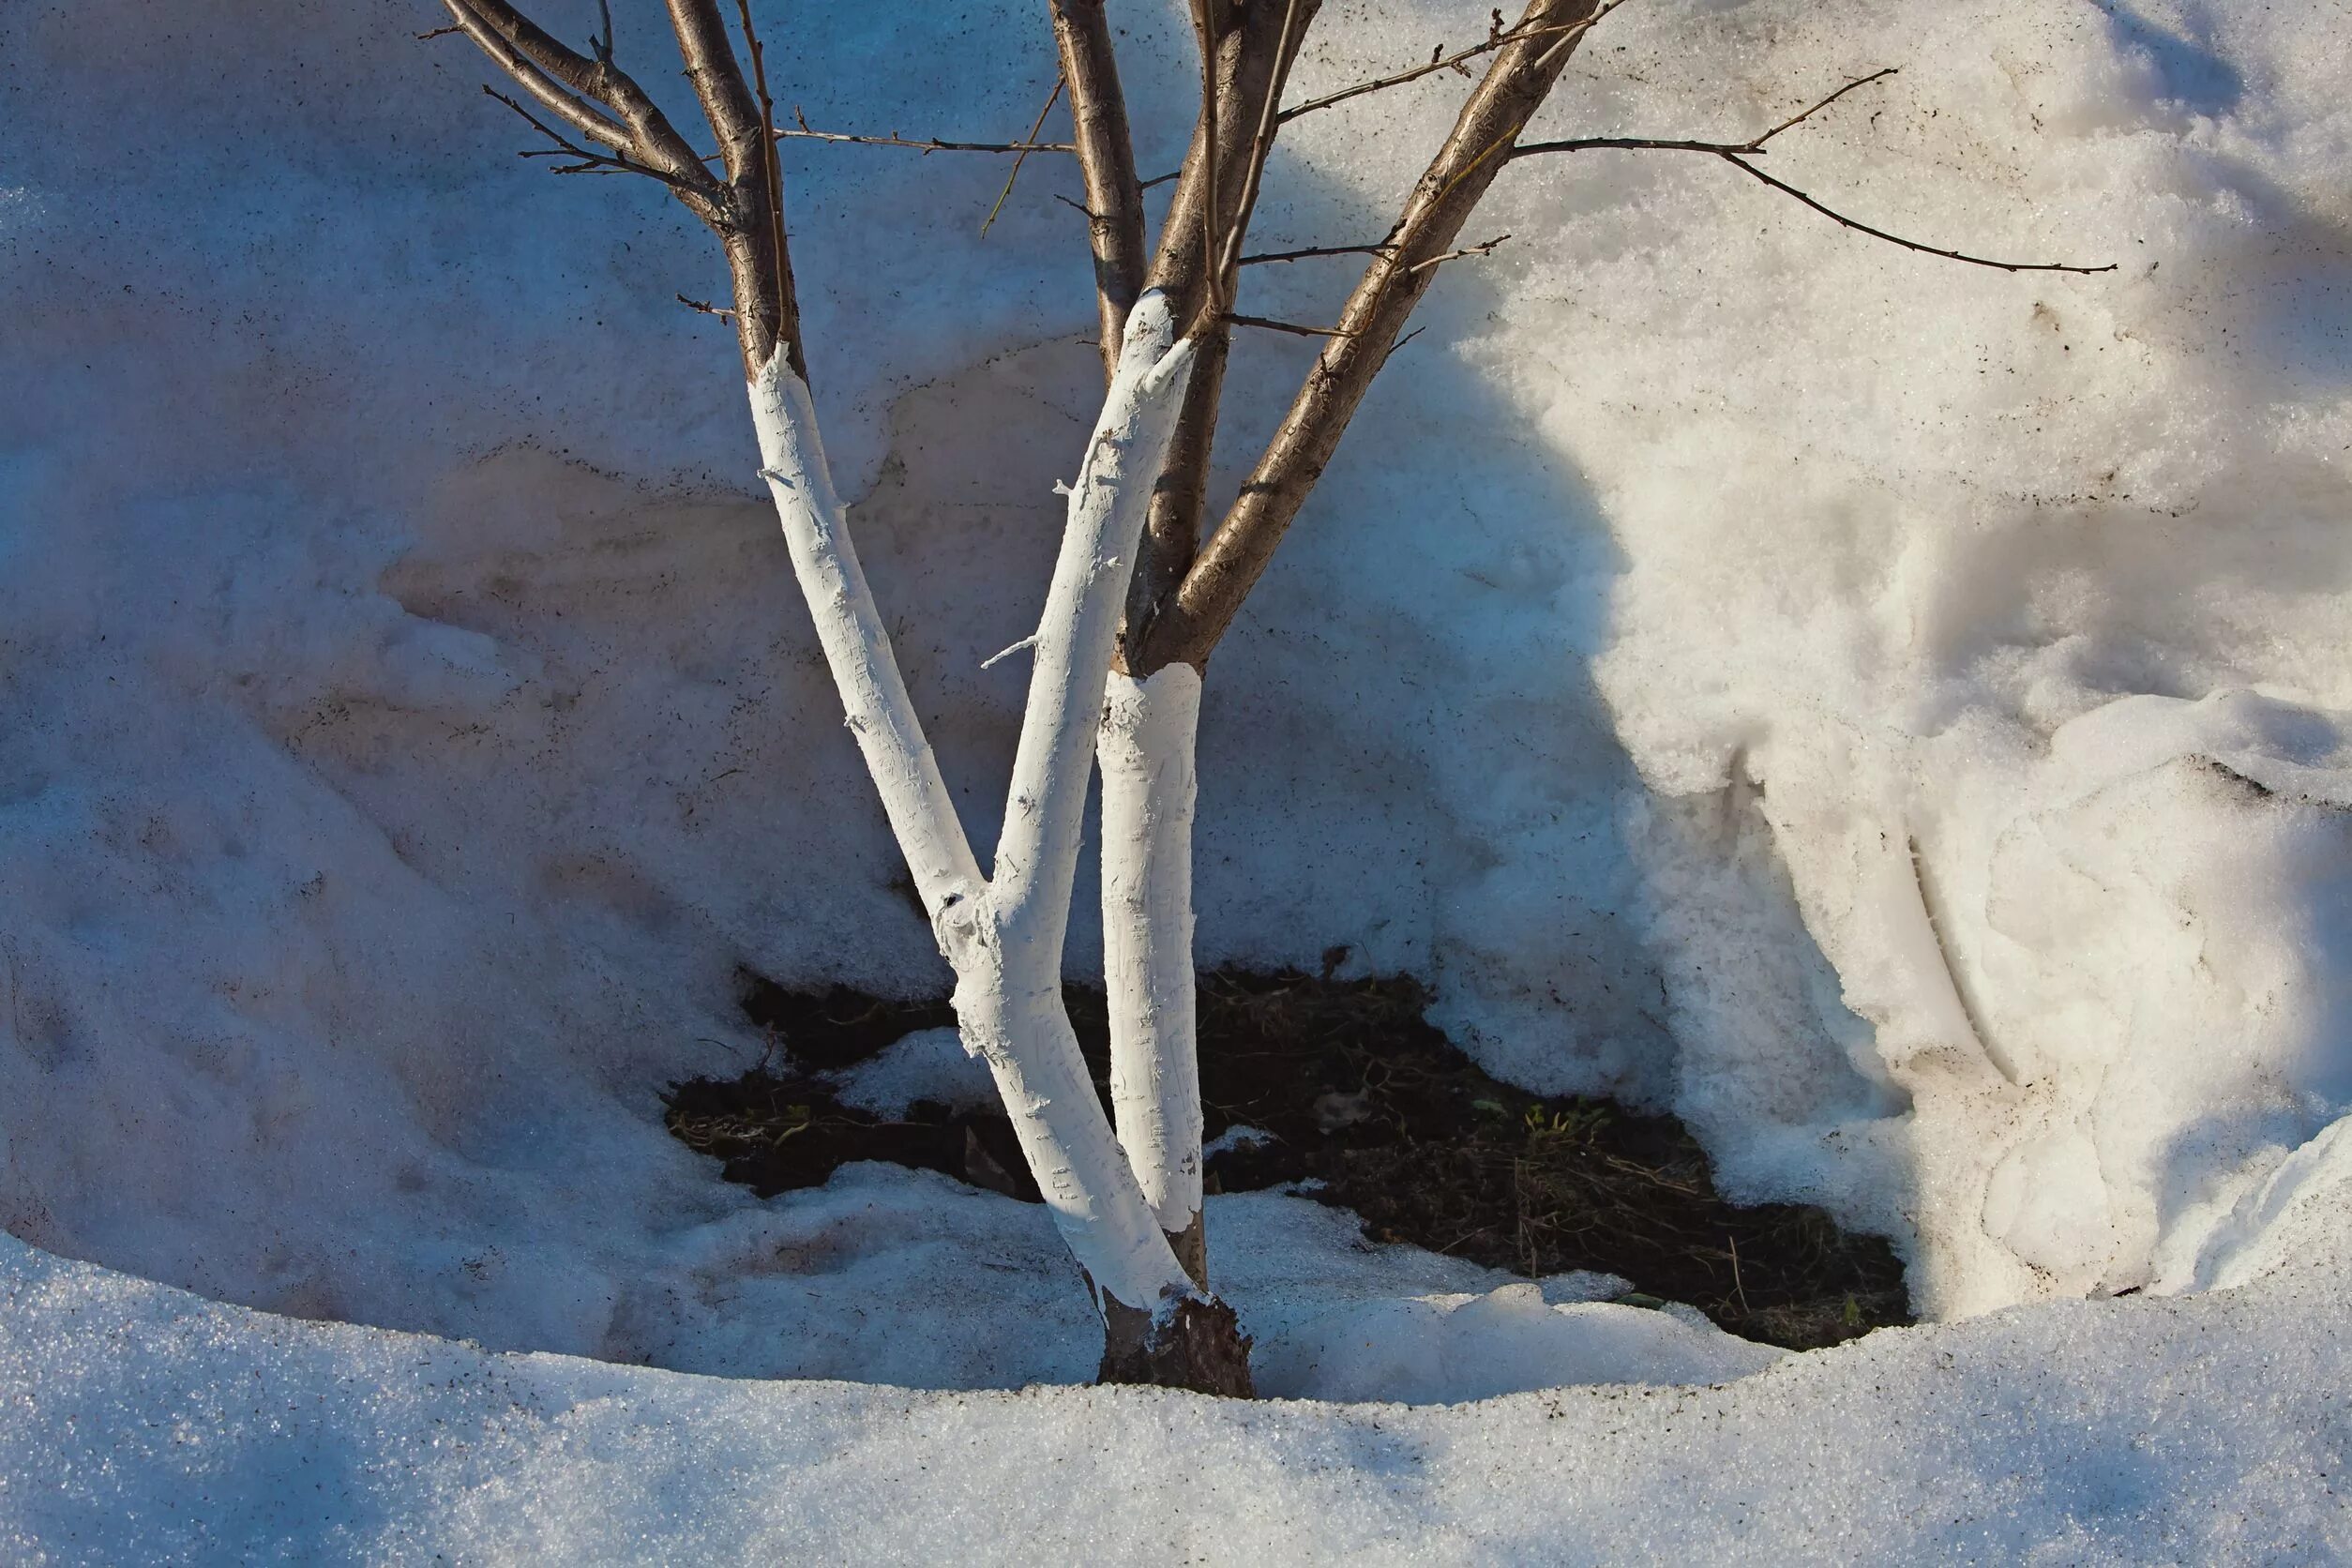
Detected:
[
  {"left": 2, "top": 1187, "right": 2344, "bottom": 1560},
  {"left": 2, "top": 0, "right": 2349, "bottom": 1551}
]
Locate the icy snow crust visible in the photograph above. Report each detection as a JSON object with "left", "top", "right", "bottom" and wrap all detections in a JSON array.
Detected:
[{"left": 2, "top": 0, "right": 2349, "bottom": 1541}]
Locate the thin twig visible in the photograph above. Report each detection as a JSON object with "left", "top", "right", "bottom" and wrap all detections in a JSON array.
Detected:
[
  {"left": 781, "top": 109, "right": 1074, "bottom": 156},
  {"left": 1240, "top": 241, "right": 1394, "bottom": 265},
  {"left": 1710, "top": 152, "right": 2117, "bottom": 274},
  {"left": 677, "top": 293, "right": 738, "bottom": 320},
  {"left": 1226, "top": 312, "right": 1351, "bottom": 338},
  {"left": 1515, "top": 67, "right": 1900, "bottom": 160},
  {"left": 1214, "top": 0, "right": 1306, "bottom": 290},
  {"left": 486, "top": 85, "right": 697, "bottom": 189},
  {"left": 415, "top": 25, "right": 464, "bottom": 41},
  {"left": 1278, "top": 15, "right": 1584, "bottom": 123},
  {"left": 1377, "top": 324, "right": 1428, "bottom": 372},
  {"left": 981, "top": 75, "right": 1067, "bottom": 238},
  {"left": 1406, "top": 232, "right": 1511, "bottom": 272},
  {"left": 1513, "top": 67, "right": 2116, "bottom": 275}
]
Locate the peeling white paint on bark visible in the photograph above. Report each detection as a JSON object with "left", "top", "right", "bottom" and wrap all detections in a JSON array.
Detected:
[
  {"left": 748, "top": 292, "right": 1202, "bottom": 1318},
  {"left": 1099, "top": 662, "right": 1205, "bottom": 1243}
]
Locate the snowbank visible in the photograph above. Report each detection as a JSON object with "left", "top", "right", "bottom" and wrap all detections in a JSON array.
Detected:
[
  {"left": 2, "top": 0, "right": 2349, "bottom": 1502},
  {"left": 2, "top": 1174, "right": 2344, "bottom": 1561}
]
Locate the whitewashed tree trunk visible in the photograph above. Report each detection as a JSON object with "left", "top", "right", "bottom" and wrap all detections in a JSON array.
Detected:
[
  {"left": 746, "top": 294, "right": 1243, "bottom": 1377},
  {"left": 1098, "top": 662, "right": 1207, "bottom": 1284}
]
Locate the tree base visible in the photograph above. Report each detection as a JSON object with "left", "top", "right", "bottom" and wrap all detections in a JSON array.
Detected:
[{"left": 1098, "top": 1292, "right": 1255, "bottom": 1397}]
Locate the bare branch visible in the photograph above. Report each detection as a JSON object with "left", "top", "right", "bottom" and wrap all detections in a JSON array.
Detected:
[
  {"left": 779, "top": 112, "right": 1075, "bottom": 155},
  {"left": 415, "top": 25, "right": 464, "bottom": 41},
  {"left": 486, "top": 86, "right": 701, "bottom": 189},
  {"left": 1704, "top": 153, "right": 2117, "bottom": 274},
  {"left": 1277, "top": 9, "right": 1603, "bottom": 124},
  {"left": 1118, "top": 0, "right": 1325, "bottom": 674},
  {"left": 1751, "top": 65, "right": 1899, "bottom": 145},
  {"left": 676, "top": 293, "right": 738, "bottom": 320},
  {"left": 1407, "top": 231, "right": 1512, "bottom": 272},
  {"left": 441, "top": 0, "right": 634, "bottom": 154},
  {"left": 1137, "top": 0, "right": 1606, "bottom": 675},
  {"left": 1239, "top": 241, "right": 1393, "bottom": 265},
  {"left": 1514, "top": 68, "right": 2116, "bottom": 275},
  {"left": 444, "top": 0, "right": 715, "bottom": 192},
  {"left": 666, "top": 0, "right": 765, "bottom": 176},
  {"left": 981, "top": 75, "right": 1068, "bottom": 239},
  {"left": 731, "top": 0, "right": 797, "bottom": 369},
  {"left": 1514, "top": 67, "right": 1901, "bottom": 160},
  {"left": 1237, "top": 233, "right": 1508, "bottom": 268},
  {"left": 1050, "top": 0, "right": 1150, "bottom": 375},
  {"left": 1225, "top": 312, "right": 1350, "bottom": 338},
  {"left": 1213, "top": 0, "right": 1307, "bottom": 290}
]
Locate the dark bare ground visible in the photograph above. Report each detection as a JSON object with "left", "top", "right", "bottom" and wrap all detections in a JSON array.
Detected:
[{"left": 665, "top": 966, "right": 1911, "bottom": 1350}]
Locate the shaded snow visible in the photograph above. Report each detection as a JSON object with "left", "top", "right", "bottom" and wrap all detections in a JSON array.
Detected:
[
  {"left": 2, "top": 0, "right": 2350, "bottom": 1550},
  {"left": 1, "top": 1184, "right": 2344, "bottom": 1561}
]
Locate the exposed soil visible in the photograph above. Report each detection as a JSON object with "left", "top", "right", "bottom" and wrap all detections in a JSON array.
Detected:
[{"left": 666, "top": 966, "right": 1911, "bottom": 1350}]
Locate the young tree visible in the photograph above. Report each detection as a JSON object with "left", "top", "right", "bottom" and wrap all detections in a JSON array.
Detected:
[{"left": 432, "top": 0, "right": 2103, "bottom": 1394}]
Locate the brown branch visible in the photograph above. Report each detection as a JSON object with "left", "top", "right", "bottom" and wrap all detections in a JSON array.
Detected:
[
  {"left": 486, "top": 86, "right": 700, "bottom": 188},
  {"left": 1240, "top": 241, "right": 1393, "bottom": 265},
  {"left": 443, "top": 0, "right": 716, "bottom": 196},
  {"left": 666, "top": 0, "right": 765, "bottom": 173},
  {"left": 1408, "top": 232, "right": 1511, "bottom": 272},
  {"left": 660, "top": 0, "right": 797, "bottom": 377},
  {"left": 981, "top": 75, "right": 1067, "bottom": 239},
  {"left": 1513, "top": 67, "right": 1901, "bottom": 160},
  {"left": 1514, "top": 68, "right": 2116, "bottom": 275},
  {"left": 778, "top": 113, "right": 1075, "bottom": 155},
  {"left": 1049, "top": 0, "right": 1150, "bottom": 376},
  {"left": 441, "top": 0, "right": 635, "bottom": 153},
  {"left": 1136, "top": 0, "right": 1605, "bottom": 675},
  {"left": 677, "top": 294, "right": 738, "bottom": 320},
  {"left": 1277, "top": 11, "right": 1595, "bottom": 124},
  {"left": 1214, "top": 0, "right": 1307, "bottom": 290},
  {"left": 731, "top": 0, "right": 796, "bottom": 369},
  {"left": 1705, "top": 153, "right": 2117, "bottom": 274},
  {"left": 1117, "top": 0, "right": 1326, "bottom": 674},
  {"left": 1226, "top": 312, "right": 1351, "bottom": 337}
]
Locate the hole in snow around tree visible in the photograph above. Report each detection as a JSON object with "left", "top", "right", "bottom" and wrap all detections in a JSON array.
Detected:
[{"left": 665, "top": 967, "right": 1912, "bottom": 1351}]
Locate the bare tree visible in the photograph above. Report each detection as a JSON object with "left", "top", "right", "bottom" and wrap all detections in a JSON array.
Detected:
[{"left": 431, "top": 0, "right": 2105, "bottom": 1393}]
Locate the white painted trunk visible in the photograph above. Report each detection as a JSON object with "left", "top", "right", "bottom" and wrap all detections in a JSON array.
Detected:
[
  {"left": 748, "top": 293, "right": 1202, "bottom": 1319},
  {"left": 1098, "top": 664, "right": 1205, "bottom": 1248}
]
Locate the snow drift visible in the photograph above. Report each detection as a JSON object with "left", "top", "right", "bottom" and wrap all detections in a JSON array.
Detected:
[{"left": 1, "top": 0, "right": 2348, "bottom": 1425}]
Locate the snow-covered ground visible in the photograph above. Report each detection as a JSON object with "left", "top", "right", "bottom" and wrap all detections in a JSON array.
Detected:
[{"left": 2, "top": 0, "right": 2348, "bottom": 1553}]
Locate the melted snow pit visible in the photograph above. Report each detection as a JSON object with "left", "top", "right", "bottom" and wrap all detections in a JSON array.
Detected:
[{"left": 668, "top": 969, "right": 1910, "bottom": 1351}]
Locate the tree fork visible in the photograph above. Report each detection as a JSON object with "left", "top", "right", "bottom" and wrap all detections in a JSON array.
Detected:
[{"left": 1135, "top": 0, "right": 1606, "bottom": 675}]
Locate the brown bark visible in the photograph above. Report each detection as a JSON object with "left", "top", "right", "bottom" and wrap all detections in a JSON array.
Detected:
[
  {"left": 445, "top": 0, "right": 800, "bottom": 381},
  {"left": 1048, "top": 0, "right": 1149, "bottom": 378},
  {"left": 1099, "top": 1289, "right": 1254, "bottom": 1396},
  {"left": 1114, "top": 0, "right": 1323, "bottom": 674},
  {"left": 1130, "top": 0, "right": 1606, "bottom": 675}
]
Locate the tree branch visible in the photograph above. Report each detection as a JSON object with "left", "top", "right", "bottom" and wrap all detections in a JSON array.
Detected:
[
  {"left": 1225, "top": 311, "right": 1350, "bottom": 337},
  {"left": 981, "top": 75, "right": 1068, "bottom": 239},
  {"left": 1049, "top": 0, "right": 1151, "bottom": 377},
  {"left": 444, "top": 0, "right": 716, "bottom": 196},
  {"left": 1239, "top": 241, "right": 1392, "bottom": 265},
  {"left": 485, "top": 86, "right": 702, "bottom": 189},
  {"left": 1515, "top": 68, "right": 2116, "bottom": 275},
  {"left": 1277, "top": 8, "right": 1611, "bottom": 123},
  {"left": 1119, "top": 0, "right": 1326, "bottom": 674},
  {"left": 651, "top": 0, "right": 797, "bottom": 377},
  {"left": 1137, "top": 0, "right": 1605, "bottom": 674},
  {"left": 778, "top": 112, "right": 1075, "bottom": 155}
]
